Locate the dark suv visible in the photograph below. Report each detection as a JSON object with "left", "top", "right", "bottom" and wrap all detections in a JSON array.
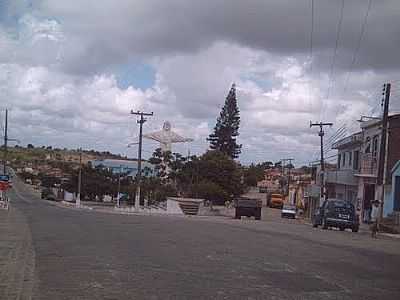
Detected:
[
  {"left": 312, "top": 199, "right": 359, "bottom": 232},
  {"left": 41, "top": 188, "right": 57, "bottom": 201}
]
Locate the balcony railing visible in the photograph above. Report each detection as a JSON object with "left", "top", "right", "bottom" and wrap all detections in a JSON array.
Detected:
[
  {"left": 325, "top": 169, "right": 358, "bottom": 186},
  {"left": 359, "top": 153, "right": 378, "bottom": 176}
]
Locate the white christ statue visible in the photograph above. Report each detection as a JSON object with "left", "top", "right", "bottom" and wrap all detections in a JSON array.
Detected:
[{"left": 143, "top": 121, "right": 193, "bottom": 152}]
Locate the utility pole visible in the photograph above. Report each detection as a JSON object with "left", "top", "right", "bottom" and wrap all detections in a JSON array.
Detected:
[
  {"left": 377, "top": 83, "right": 391, "bottom": 221},
  {"left": 117, "top": 165, "right": 122, "bottom": 207},
  {"left": 130, "top": 110, "right": 153, "bottom": 210},
  {"left": 310, "top": 121, "right": 333, "bottom": 204},
  {"left": 3, "top": 109, "right": 8, "bottom": 175},
  {"left": 76, "top": 148, "right": 82, "bottom": 207},
  {"left": 2, "top": 109, "right": 18, "bottom": 175},
  {"left": 281, "top": 158, "right": 294, "bottom": 200}
]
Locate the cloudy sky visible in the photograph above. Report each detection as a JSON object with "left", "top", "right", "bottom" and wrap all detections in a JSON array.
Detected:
[{"left": 1, "top": 0, "right": 400, "bottom": 165}]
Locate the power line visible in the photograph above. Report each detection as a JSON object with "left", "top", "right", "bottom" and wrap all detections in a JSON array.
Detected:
[
  {"left": 342, "top": 0, "right": 373, "bottom": 95},
  {"left": 0, "top": 109, "right": 4, "bottom": 136},
  {"left": 326, "top": 125, "right": 347, "bottom": 145},
  {"left": 326, "top": 129, "right": 348, "bottom": 149},
  {"left": 325, "top": 0, "right": 345, "bottom": 103},
  {"left": 308, "top": 0, "right": 315, "bottom": 112}
]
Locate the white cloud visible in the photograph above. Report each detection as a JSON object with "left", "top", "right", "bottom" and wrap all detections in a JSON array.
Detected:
[{"left": 1, "top": 2, "right": 398, "bottom": 165}]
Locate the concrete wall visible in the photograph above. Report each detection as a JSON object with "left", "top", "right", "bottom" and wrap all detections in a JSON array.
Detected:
[
  {"left": 375, "top": 185, "right": 392, "bottom": 217},
  {"left": 334, "top": 184, "right": 357, "bottom": 204},
  {"left": 387, "top": 116, "right": 400, "bottom": 184},
  {"left": 384, "top": 185, "right": 393, "bottom": 217},
  {"left": 388, "top": 162, "right": 400, "bottom": 215},
  {"left": 166, "top": 198, "right": 185, "bottom": 215}
]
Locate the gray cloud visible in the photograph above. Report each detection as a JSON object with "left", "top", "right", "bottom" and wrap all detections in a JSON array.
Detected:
[
  {"left": 26, "top": 0, "right": 399, "bottom": 75},
  {"left": 1, "top": 0, "right": 399, "bottom": 165}
]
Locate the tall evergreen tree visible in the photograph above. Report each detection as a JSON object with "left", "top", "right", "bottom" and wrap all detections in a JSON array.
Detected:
[{"left": 207, "top": 84, "right": 242, "bottom": 159}]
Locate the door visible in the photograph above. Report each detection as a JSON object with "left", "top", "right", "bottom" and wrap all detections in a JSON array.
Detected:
[
  {"left": 363, "top": 184, "right": 375, "bottom": 210},
  {"left": 394, "top": 176, "right": 400, "bottom": 211}
]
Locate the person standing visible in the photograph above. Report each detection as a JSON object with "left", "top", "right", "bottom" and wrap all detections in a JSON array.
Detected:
[
  {"left": 363, "top": 199, "right": 372, "bottom": 223},
  {"left": 370, "top": 200, "right": 381, "bottom": 238}
]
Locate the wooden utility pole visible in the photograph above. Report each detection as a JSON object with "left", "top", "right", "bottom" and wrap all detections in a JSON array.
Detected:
[
  {"left": 117, "top": 165, "right": 122, "bottom": 207},
  {"left": 377, "top": 83, "right": 391, "bottom": 220},
  {"left": 2, "top": 109, "right": 8, "bottom": 175},
  {"left": 130, "top": 110, "right": 153, "bottom": 210},
  {"left": 76, "top": 148, "right": 82, "bottom": 207},
  {"left": 2, "top": 109, "right": 18, "bottom": 175},
  {"left": 281, "top": 158, "right": 294, "bottom": 199},
  {"left": 310, "top": 121, "right": 333, "bottom": 204}
]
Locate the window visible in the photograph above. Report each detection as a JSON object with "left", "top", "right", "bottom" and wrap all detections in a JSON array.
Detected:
[
  {"left": 348, "top": 151, "right": 352, "bottom": 167},
  {"left": 372, "top": 135, "right": 379, "bottom": 157},
  {"left": 365, "top": 136, "right": 371, "bottom": 153},
  {"left": 353, "top": 150, "right": 359, "bottom": 170},
  {"left": 342, "top": 152, "right": 346, "bottom": 167},
  {"left": 338, "top": 154, "right": 341, "bottom": 169}
]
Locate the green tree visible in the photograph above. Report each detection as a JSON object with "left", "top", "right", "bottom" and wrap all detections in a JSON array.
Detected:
[
  {"left": 243, "top": 163, "right": 265, "bottom": 187},
  {"left": 148, "top": 148, "right": 173, "bottom": 183},
  {"left": 286, "top": 163, "right": 295, "bottom": 169},
  {"left": 260, "top": 161, "right": 274, "bottom": 169},
  {"left": 64, "top": 165, "right": 115, "bottom": 201},
  {"left": 195, "top": 150, "right": 244, "bottom": 204},
  {"left": 207, "top": 84, "right": 242, "bottom": 159},
  {"left": 300, "top": 165, "right": 311, "bottom": 174}
]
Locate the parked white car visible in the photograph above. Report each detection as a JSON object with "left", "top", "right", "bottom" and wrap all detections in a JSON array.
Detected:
[{"left": 281, "top": 204, "right": 296, "bottom": 219}]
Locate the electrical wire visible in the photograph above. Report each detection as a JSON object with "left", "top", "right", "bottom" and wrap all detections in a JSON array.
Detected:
[
  {"left": 326, "top": 125, "right": 347, "bottom": 145},
  {"left": 0, "top": 109, "right": 4, "bottom": 136},
  {"left": 308, "top": 0, "right": 315, "bottom": 112},
  {"left": 342, "top": 0, "right": 373, "bottom": 95},
  {"left": 324, "top": 0, "right": 345, "bottom": 114}
]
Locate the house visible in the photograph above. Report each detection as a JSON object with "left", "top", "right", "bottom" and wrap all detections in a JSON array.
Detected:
[
  {"left": 90, "top": 159, "right": 154, "bottom": 177},
  {"left": 325, "top": 132, "right": 363, "bottom": 208},
  {"left": 257, "top": 168, "right": 282, "bottom": 192},
  {"left": 386, "top": 161, "right": 400, "bottom": 221},
  {"left": 354, "top": 114, "right": 400, "bottom": 217}
]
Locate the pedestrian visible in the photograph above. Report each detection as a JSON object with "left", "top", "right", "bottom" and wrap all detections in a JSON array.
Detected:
[
  {"left": 363, "top": 200, "right": 372, "bottom": 223},
  {"left": 370, "top": 200, "right": 381, "bottom": 238}
]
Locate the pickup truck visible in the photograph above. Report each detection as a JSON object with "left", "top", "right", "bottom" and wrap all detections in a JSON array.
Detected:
[{"left": 234, "top": 197, "right": 262, "bottom": 220}]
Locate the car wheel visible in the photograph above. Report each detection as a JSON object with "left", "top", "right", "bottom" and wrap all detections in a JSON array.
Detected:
[
  {"left": 352, "top": 226, "right": 359, "bottom": 233},
  {"left": 235, "top": 209, "right": 241, "bottom": 219},
  {"left": 322, "top": 218, "right": 328, "bottom": 230},
  {"left": 255, "top": 208, "right": 261, "bottom": 220},
  {"left": 312, "top": 222, "right": 318, "bottom": 228}
]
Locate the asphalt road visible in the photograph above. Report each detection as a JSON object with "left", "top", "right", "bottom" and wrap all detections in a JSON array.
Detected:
[{"left": 5, "top": 180, "right": 400, "bottom": 300}]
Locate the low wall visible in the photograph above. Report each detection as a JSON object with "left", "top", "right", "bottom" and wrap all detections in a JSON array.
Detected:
[
  {"left": 198, "top": 205, "right": 234, "bottom": 217},
  {"left": 167, "top": 197, "right": 204, "bottom": 215},
  {"left": 113, "top": 206, "right": 168, "bottom": 215}
]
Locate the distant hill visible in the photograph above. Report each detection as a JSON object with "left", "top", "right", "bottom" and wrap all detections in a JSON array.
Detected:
[{"left": 6, "top": 145, "right": 132, "bottom": 167}]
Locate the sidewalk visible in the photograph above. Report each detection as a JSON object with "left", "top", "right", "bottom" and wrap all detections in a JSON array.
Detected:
[
  {"left": 301, "top": 216, "right": 400, "bottom": 239},
  {"left": 0, "top": 206, "right": 36, "bottom": 299}
]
